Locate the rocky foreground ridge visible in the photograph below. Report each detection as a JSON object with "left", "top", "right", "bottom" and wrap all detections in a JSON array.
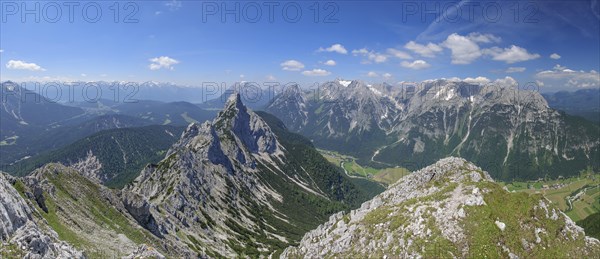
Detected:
[
  {"left": 282, "top": 157, "right": 600, "bottom": 258},
  {"left": 0, "top": 172, "right": 83, "bottom": 258}
]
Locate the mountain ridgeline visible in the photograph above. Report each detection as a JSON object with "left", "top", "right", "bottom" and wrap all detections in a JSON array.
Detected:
[
  {"left": 6, "top": 125, "right": 185, "bottom": 188},
  {"left": 125, "top": 93, "right": 381, "bottom": 257},
  {"left": 0, "top": 81, "right": 217, "bottom": 169},
  {"left": 266, "top": 79, "right": 600, "bottom": 181},
  {"left": 282, "top": 157, "right": 600, "bottom": 258},
  {"left": 1, "top": 92, "right": 382, "bottom": 257}
]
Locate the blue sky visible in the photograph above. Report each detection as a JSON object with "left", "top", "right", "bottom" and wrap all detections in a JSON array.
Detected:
[{"left": 1, "top": 0, "right": 599, "bottom": 91}]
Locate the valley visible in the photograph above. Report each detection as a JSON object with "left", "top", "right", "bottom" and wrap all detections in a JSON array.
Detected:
[
  {"left": 501, "top": 171, "right": 600, "bottom": 222},
  {"left": 2, "top": 1, "right": 599, "bottom": 257},
  {"left": 318, "top": 149, "right": 409, "bottom": 185}
]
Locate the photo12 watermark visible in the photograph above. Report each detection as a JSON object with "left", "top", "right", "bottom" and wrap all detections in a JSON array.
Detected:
[
  {"left": 399, "top": 1, "right": 540, "bottom": 23},
  {"left": 199, "top": 1, "right": 340, "bottom": 23},
  {"left": 1, "top": 1, "right": 139, "bottom": 23}
]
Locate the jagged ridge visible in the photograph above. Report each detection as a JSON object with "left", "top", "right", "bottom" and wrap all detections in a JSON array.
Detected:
[{"left": 282, "top": 157, "right": 600, "bottom": 258}]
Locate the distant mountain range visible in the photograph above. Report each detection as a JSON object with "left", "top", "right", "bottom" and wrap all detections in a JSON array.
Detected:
[
  {"left": 6, "top": 125, "right": 185, "bottom": 188},
  {"left": 1, "top": 82, "right": 216, "bottom": 168},
  {"left": 266, "top": 80, "right": 599, "bottom": 181},
  {"left": 197, "top": 82, "right": 281, "bottom": 110},
  {"left": 542, "top": 89, "right": 600, "bottom": 122}
]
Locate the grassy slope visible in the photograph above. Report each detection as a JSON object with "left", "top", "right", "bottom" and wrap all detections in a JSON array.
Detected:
[{"left": 14, "top": 165, "right": 166, "bottom": 258}]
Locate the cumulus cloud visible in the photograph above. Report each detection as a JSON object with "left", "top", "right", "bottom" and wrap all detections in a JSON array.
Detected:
[
  {"left": 266, "top": 75, "right": 276, "bottom": 81},
  {"left": 535, "top": 64, "right": 599, "bottom": 88},
  {"left": 317, "top": 44, "right": 348, "bottom": 54},
  {"left": 484, "top": 45, "right": 540, "bottom": 64},
  {"left": 323, "top": 60, "right": 336, "bottom": 66},
  {"left": 280, "top": 60, "right": 305, "bottom": 71},
  {"left": 404, "top": 41, "right": 443, "bottom": 58},
  {"left": 466, "top": 32, "right": 501, "bottom": 43},
  {"left": 550, "top": 53, "right": 561, "bottom": 59},
  {"left": 442, "top": 33, "right": 482, "bottom": 64},
  {"left": 463, "top": 76, "right": 491, "bottom": 85},
  {"left": 352, "top": 48, "right": 388, "bottom": 63},
  {"left": 401, "top": 60, "right": 431, "bottom": 69},
  {"left": 386, "top": 48, "right": 413, "bottom": 59},
  {"left": 302, "top": 69, "right": 331, "bottom": 76},
  {"left": 383, "top": 73, "right": 392, "bottom": 79},
  {"left": 494, "top": 76, "right": 518, "bottom": 88},
  {"left": 148, "top": 56, "right": 179, "bottom": 70},
  {"left": 367, "top": 71, "right": 378, "bottom": 77},
  {"left": 6, "top": 60, "right": 46, "bottom": 71},
  {"left": 506, "top": 67, "right": 526, "bottom": 73}
]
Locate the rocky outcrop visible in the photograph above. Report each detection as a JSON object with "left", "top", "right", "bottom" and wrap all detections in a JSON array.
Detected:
[
  {"left": 0, "top": 172, "right": 84, "bottom": 258},
  {"left": 123, "top": 244, "right": 165, "bottom": 259},
  {"left": 0, "top": 173, "right": 31, "bottom": 240},
  {"left": 121, "top": 192, "right": 162, "bottom": 237},
  {"left": 282, "top": 157, "right": 600, "bottom": 258}
]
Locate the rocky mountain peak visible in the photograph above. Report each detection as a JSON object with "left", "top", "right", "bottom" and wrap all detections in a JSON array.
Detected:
[
  {"left": 214, "top": 92, "right": 279, "bottom": 154},
  {"left": 223, "top": 91, "right": 245, "bottom": 112},
  {"left": 283, "top": 157, "right": 600, "bottom": 258}
]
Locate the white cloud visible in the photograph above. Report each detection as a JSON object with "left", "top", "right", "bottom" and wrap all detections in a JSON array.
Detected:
[
  {"left": 6, "top": 60, "right": 46, "bottom": 71},
  {"left": 463, "top": 76, "right": 491, "bottom": 85},
  {"left": 505, "top": 67, "right": 526, "bottom": 73},
  {"left": 81, "top": 73, "right": 87, "bottom": 77},
  {"left": 165, "top": 0, "right": 182, "bottom": 10},
  {"left": 239, "top": 74, "right": 245, "bottom": 78},
  {"left": 383, "top": 73, "right": 392, "bottom": 79},
  {"left": 323, "top": 60, "right": 336, "bottom": 66},
  {"left": 317, "top": 44, "right": 347, "bottom": 54},
  {"left": 0, "top": 49, "right": 4, "bottom": 53},
  {"left": 550, "top": 53, "right": 561, "bottom": 60},
  {"left": 367, "top": 71, "right": 378, "bottom": 77},
  {"left": 148, "top": 56, "right": 179, "bottom": 70},
  {"left": 484, "top": 45, "right": 540, "bottom": 64},
  {"left": 266, "top": 75, "right": 276, "bottom": 81},
  {"left": 386, "top": 48, "right": 412, "bottom": 59},
  {"left": 352, "top": 48, "right": 369, "bottom": 55},
  {"left": 535, "top": 64, "right": 599, "bottom": 88},
  {"left": 404, "top": 41, "right": 443, "bottom": 58},
  {"left": 466, "top": 32, "right": 501, "bottom": 43},
  {"left": 401, "top": 60, "right": 431, "bottom": 69},
  {"left": 535, "top": 80, "right": 544, "bottom": 87},
  {"left": 352, "top": 48, "right": 388, "bottom": 63},
  {"left": 494, "top": 76, "right": 518, "bottom": 88},
  {"left": 442, "top": 33, "right": 482, "bottom": 64},
  {"left": 280, "top": 60, "right": 305, "bottom": 71},
  {"left": 301, "top": 69, "right": 331, "bottom": 76}
]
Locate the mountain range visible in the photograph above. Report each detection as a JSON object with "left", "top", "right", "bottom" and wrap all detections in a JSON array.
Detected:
[
  {"left": 0, "top": 82, "right": 216, "bottom": 169},
  {"left": 1, "top": 93, "right": 381, "bottom": 257},
  {"left": 1, "top": 80, "right": 599, "bottom": 257},
  {"left": 266, "top": 79, "right": 600, "bottom": 181}
]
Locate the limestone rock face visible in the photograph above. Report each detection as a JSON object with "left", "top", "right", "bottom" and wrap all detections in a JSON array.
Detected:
[
  {"left": 126, "top": 93, "right": 369, "bottom": 257},
  {"left": 0, "top": 172, "right": 84, "bottom": 258},
  {"left": 282, "top": 157, "right": 600, "bottom": 258},
  {"left": 266, "top": 79, "right": 600, "bottom": 180}
]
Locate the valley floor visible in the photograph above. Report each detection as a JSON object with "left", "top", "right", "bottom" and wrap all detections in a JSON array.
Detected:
[
  {"left": 318, "top": 149, "right": 409, "bottom": 185},
  {"left": 500, "top": 172, "right": 600, "bottom": 222}
]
